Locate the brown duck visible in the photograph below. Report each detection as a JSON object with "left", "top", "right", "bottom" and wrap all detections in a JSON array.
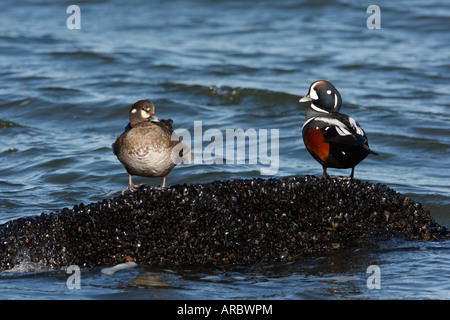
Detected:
[{"left": 112, "top": 100, "right": 188, "bottom": 193}]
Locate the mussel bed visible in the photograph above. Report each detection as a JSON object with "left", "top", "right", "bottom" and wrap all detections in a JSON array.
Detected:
[{"left": 0, "top": 176, "right": 448, "bottom": 271}]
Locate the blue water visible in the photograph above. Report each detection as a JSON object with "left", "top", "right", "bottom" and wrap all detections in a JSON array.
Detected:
[{"left": 0, "top": 0, "right": 449, "bottom": 300}]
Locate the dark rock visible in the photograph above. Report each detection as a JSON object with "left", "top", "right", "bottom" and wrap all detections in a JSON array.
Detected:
[{"left": 0, "top": 176, "right": 448, "bottom": 270}]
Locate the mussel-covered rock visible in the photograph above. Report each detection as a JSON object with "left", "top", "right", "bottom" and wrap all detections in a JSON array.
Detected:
[{"left": 0, "top": 176, "right": 448, "bottom": 271}]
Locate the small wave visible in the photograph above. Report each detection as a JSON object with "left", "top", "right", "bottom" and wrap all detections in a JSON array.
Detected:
[
  {"left": 0, "top": 120, "right": 22, "bottom": 129},
  {"left": 2, "top": 249, "right": 50, "bottom": 273},
  {"left": 2, "top": 147, "right": 17, "bottom": 153},
  {"left": 159, "top": 82, "right": 298, "bottom": 106},
  {"left": 39, "top": 87, "right": 82, "bottom": 93},
  {"left": 3, "top": 261, "right": 49, "bottom": 273},
  {"left": 48, "top": 51, "right": 116, "bottom": 63}
]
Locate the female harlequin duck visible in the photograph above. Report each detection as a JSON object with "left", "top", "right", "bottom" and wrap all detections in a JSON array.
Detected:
[
  {"left": 299, "top": 81, "right": 377, "bottom": 179},
  {"left": 112, "top": 100, "right": 189, "bottom": 193}
]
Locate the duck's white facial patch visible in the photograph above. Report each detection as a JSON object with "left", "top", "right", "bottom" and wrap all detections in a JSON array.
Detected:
[
  {"left": 141, "top": 109, "right": 151, "bottom": 118},
  {"left": 309, "top": 87, "right": 319, "bottom": 100},
  {"left": 327, "top": 90, "right": 332, "bottom": 95},
  {"left": 131, "top": 108, "right": 137, "bottom": 114}
]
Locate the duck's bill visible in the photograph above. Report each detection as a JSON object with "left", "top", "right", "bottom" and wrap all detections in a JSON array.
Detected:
[
  {"left": 149, "top": 114, "right": 160, "bottom": 122},
  {"left": 299, "top": 95, "right": 313, "bottom": 103}
]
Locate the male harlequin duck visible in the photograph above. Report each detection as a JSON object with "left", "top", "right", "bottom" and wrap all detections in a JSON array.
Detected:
[
  {"left": 112, "top": 100, "right": 189, "bottom": 193},
  {"left": 299, "top": 81, "right": 377, "bottom": 179}
]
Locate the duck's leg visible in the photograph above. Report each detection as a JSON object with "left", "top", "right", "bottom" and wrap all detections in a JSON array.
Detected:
[
  {"left": 322, "top": 166, "right": 331, "bottom": 179},
  {"left": 161, "top": 176, "right": 167, "bottom": 190},
  {"left": 336, "top": 167, "right": 354, "bottom": 180},
  {"left": 129, "top": 174, "right": 134, "bottom": 188},
  {"left": 121, "top": 174, "right": 138, "bottom": 194}
]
